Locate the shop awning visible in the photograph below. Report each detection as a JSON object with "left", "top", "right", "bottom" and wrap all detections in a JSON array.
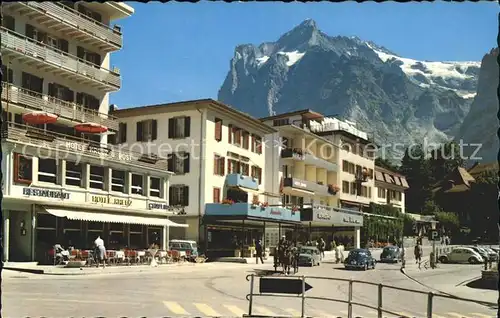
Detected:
[
  {"left": 235, "top": 186, "right": 261, "bottom": 195},
  {"left": 43, "top": 207, "right": 188, "bottom": 228}
]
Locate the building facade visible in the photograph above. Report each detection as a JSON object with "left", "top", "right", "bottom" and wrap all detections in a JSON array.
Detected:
[
  {"left": 373, "top": 166, "right": 409, "bottom": 214},
  {"left": 113, "top": 99, "right": 300, "bottom": 257},
  {"left": 1, "top": 2, "right": 186, "bottom": 263}
]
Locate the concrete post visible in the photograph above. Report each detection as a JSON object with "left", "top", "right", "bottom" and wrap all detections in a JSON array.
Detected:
[
  {"left": 3, "top": 210, "right": 10, "bottom": 262},
  {"left": 163, "top": 225, "right": 170, "bottom": 250},
  {"left": 59, "top": 160, "right": 66, "bottom": 187},
  {"left": 354, "top": 227, "right": 361, "bottom": 249}
]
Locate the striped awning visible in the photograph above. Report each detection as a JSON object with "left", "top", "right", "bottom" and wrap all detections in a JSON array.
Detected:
[{"left": 43, "top": 207, "right": 188, "bottom": 228}]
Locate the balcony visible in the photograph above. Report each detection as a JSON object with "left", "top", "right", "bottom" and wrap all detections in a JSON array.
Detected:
[
  {"left": 2, "top": 82, "right": 119, "bottom": 131},
  {"left": 205, "top": 203, "right": 301, "bottom": 223},
  {"left": 283, "top": 177, "right": 338, "bottom": 197},
  {"left": 281, "top": 148, "right": 338, "bottom": 172},
  {"left": 225, "top": 174, "right": 259, "bottom": 191},
  {"left": 3, "top": 2, "right": 122, "bottom": 52},
  {"left": 1, "top": 28, "right": 120, "bottom": 92},
  {"left": 1, "top": 123, "right": 166, "bottom": 171}
]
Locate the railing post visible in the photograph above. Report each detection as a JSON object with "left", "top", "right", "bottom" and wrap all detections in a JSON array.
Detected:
[
  {"left": 377, "top": 284, "right": 383, "bottom": 318},
  {"left": 347, "top": 280, "right": 353, "bottom": 318},
  {"left": 248, "top": 274, "right": 254, "bottom": 316},
  {"left": 426, "top": 292, "right": 433, "bottom": 318},
  {"left": 301, "top": 276, "right": 306, "bottom": 318}
]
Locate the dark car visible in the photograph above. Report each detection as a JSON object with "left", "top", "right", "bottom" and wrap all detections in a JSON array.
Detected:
[
  {"left": 344, "top": 249, "right": 376, "bottom": 270},
  {"left": 380, "top": 246, "right": 401, "bottom": 263}
]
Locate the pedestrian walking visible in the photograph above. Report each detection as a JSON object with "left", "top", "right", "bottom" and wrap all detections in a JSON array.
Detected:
[
  {"left": 94, "top": 236, "right": 106, "bottom": 268},
  {"left": 414, "top": 243, "right": 423, "bottom": 269},
  {"left": 318, "top": 238, "right": 326, "bottom": 260},
  {"left": 255, "top": 239, "right": 264, "bottom": 264}
]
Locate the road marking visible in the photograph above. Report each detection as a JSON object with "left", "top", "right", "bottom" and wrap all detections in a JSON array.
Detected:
[
  {"left": 254, "top": 306, "right": 276, "bottom": 316},
  {"left": 223, "top": 304, "right": 246, "bottom": 316},
  {"left": 193, "top": 303, "right": 220, "bottom": 317},
  {"left": 285, "top": 308, "right": 302, "bottom": 316},
  {"left": 444, "top": 313, "right": 464, "bottom": 318},
  {"left": 469, "top": 314, "right": 492, "bottom": 318},
  {"left": 163, "top": 301, "right": 190, "bottom": 315}
]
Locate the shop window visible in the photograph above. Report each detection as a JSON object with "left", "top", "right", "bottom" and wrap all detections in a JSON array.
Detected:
[
  {"left": 37, "top": 212, "right": 57, "bottom": 229},
  {"left": 14, "top": 153, "right": 33, "bottom": 184},
  {"left": 148, "top": 228, "right": 162, "bottom": 248},
  {"left": 111, "top": 170, "right": 125, "bottom": 193},
  {"left": 130, "top": 224, "right": 143, "bottom": 249},
  {"left": 64, "top": 219, "right": 81, "bottom": 230},
  {"left": 38, "top": 158, "right": 58, "bottom": 184},
  {"left": 168, "top": 116, "right": 191, "bottom": 139},
  {"left": 150, "top": 177, "right": 161, "bottom": 198},
  {"left": 88, "top": 222, "right": 103, "bottom": 231},
  {"left": 169, "top": 185, "right": 189, "bottom": 206},
  {"left": 342, "top": 181, "right": 349, "bottom": 194},
  {"left": 131, "top": 174, "right": 143, "bottom": 195},
  {"left": 89, "top": 165, "right": 105, "bottom": 190},
  {"left": 65, "top": 161, "right": 82, "bottom": 187}
]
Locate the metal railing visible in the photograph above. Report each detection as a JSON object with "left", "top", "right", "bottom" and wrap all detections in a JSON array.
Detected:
[
  {"left": 1, "top": 27, "right": 120, "bottom": 89},
  {"left": 244, "top": 274, "right": 496, "bottom": 318},
  {"left": 1, "top": 82, "right": 118, "bottom": 130},
  {"left": 8, "top": 1, "right": 122, "bottom": 48}
]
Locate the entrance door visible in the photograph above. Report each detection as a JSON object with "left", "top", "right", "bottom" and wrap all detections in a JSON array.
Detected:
[{"left": 148, "top": 227, "right": 163, "bottom": 248}]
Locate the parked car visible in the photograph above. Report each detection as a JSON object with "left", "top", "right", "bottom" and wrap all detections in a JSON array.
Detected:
[
  {"left": 438, "top": 247, "right": 483, "bottom": 264},
  {"left": 344, "top": 249, "right": 376, "bottom": 270},
  {"left": 297, "top": 246, "right": 321, "bottom": 266},
  {"left": 490, "top": 247, "right": 499, "bottom": 254},
  {"left": 379, "top": 246, "right": 401, "bottom": 263},
  {"left": 480, "top": 247, "right": 499, "bottom": 261},
  {"left": 169, "top": 240, "right": 199, "bottom": 261},
  {"left": 468, "top": 246, "right": 493, "bottom": 261}
]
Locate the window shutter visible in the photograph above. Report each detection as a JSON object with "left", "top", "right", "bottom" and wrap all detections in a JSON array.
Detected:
[
  {"left": 215, "top": 119, "right": 222, "bottom": 141},
  {"left": 213, "top": 188, "right": 220, "bottom": 203},
  {"left": 77, "top": 46, "right": 85, "bottom": 59},
  {"left": 256, "top": 138, "right": 262, "bottom": 154},
  {"left": 48, "top": 83, "right": 55, "bottom": 97},
  {"left": 169, "top": 186, "right": 174, "bottom": 205},
  {"left": 136, "top": 121, "right": 143, "bottom": 141},
  {"left": 183, "top": 186, "right": 189, "bottom": 206},
  {"left": 94, "top": 53, "right": 102, "bottom": 66},
  {"left": 184, "top": 117, "right": 191, "bottom": 137},
  {"left": 151, "top": 119, "right": 158, "bottom": 141},
  {"left": 221, "top": 157, "right": 225, "bottom": 175},
  {"left": 167, "top": 154, "right": 174, "bottom": 172},
  {"left": 227, "top": 159, "right": 232, "bottom": 174},
  {"left": 168, "top": 118, "right": 175, "bottom": 138},
  {"left": 25, "top": 24, "right": 34, "bottom": 39},
  {"left": 213, "top": 156, "right": 218, "bottom": 175},
  {"left": 120, "top": 123, "right": 127, "bottom": 143},
  {"left": 251, "top": 135, "right": 255, "bottom": 152},
  {"left": 184, "top": 153, "right": 190, "bottom": 173},
  {"left": 76, "top": 92, "right": 83, "bottom": 105},
  {"left": 258, "top": 168, "right": 262, "bottom": 185},
  {"left": 228, "top": 124, "right": 232, "bottom": 143},
  {"left": 65, "top": 89, "right": 74, "bottom": 102},
  {"left": 59, "top": 39, "right": 69, "bottom": 53}
]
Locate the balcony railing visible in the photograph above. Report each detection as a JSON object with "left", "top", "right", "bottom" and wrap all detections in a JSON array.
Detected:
[
  {"left": 1, "top": 28, "right": 120, "bottom": 91},
  {"left": 1, "top": 82, "right": 119, "bottom": 131},
  {"left": 1, "top": 122, "right": 166, "bottom": 171},
  {"left": 281, "top": 148, "right": 338, "bottom": 172},
  {"left": 283, "top": 177, "right": 338, "bottom": 197},
  {"left": 4, "top": 2, "right": 122, "bottom": 51},
  {"left": 226, "top": 174, "right": 259, "bottom": 191}
]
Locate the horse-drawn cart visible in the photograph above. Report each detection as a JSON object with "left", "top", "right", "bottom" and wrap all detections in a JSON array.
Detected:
[{"left": 273, "top": 245, "right": 299, "bottom": 275}]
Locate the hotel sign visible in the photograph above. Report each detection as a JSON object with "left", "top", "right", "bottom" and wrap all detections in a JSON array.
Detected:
[
  {"left": 316, "top": 211, "right": 331, "bottom": 221},
  {"left": 91, "top": 195, "right": 132, "bottom": 207},
  {"left": 23, "top": 187, "right": 70, "bottom": 200},
  {"left": 64, "top": 142, "right": 133, "bottom": 161},
  {"left": 148, "top": 202, "right": 172, "bottom": 210}
]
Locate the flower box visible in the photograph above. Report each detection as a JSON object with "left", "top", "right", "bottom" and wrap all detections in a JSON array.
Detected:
[{"left": 221, "top": 199, "right": 234, "bottom": 205}]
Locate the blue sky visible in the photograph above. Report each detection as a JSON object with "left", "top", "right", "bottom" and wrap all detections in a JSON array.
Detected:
[{"left": 110, "top": 2, "right": 498, "bottom": 108}]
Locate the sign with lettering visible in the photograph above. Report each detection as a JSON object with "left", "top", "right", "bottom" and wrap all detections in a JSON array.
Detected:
[
  {"left": 148, "top": 202, "right": 171, "bottom": 210},
  {"left": 269, "top": 209, "right": 282, "bottom": 216},
  {"left": 293, "top": 180, "right": 307, "bottom": 189},
  {"left": 64, "top": 142, "right": 133, "bottom": 161},
  {"left": 330, "top": 212, "right": 363, "bottom": 226},
  {"left": 91, "top": 195, "right": 132, "bottom": 207},
  {"left": 23, "top": 187, "right": 70, "bottom": 199},
  {"left": 316, "top": 211, "right": 331, "bottom": 221}
]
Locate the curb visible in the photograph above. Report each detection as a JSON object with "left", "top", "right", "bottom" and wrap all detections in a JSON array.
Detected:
[{"left": 3, "top": 267, "right": 45, "bottom": 275}]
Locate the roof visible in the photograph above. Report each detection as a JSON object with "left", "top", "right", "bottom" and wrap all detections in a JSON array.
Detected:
[
  {"left": 468, "top": 162, "right": 498, "bottom": 177},
  {"left": 432, "top": 167, "right": 476, "bottom": 194},
  {"left": 259, "top": 109, "right": 324, "bottom": 122},
  {"left": 374, "top": 165, "right": 409, "bottom": 189},
  {"left": 113, "top": 99, "right": 277, "bottom": 135}
]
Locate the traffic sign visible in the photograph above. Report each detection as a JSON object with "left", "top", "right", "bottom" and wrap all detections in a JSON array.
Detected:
[
  {"left": 259, "top": 277, "right": 313, "bottom": 295},
  {"left": 429, "top": 230, "right": 440, "bottom": 241}
]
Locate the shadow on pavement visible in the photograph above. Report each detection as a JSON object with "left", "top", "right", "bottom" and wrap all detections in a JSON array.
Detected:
[{"left": 465, "top": 278, "right": 498, "bottom": 291}]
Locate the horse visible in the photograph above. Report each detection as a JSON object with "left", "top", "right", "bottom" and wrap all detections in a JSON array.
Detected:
[{"left": 281, "top": 246, "right": 293, "bottom": 275}]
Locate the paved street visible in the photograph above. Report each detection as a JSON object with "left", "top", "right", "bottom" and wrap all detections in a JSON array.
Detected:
[{"left": 2, "top": 250, "right": 496, "bottom": 318}]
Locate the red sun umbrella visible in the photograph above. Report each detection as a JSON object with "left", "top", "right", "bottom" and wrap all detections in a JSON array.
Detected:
[
  {"left": 22, "top": 111, "right": 59, "bottom": 125},
  {"left": 74, "top": 122, "right": 108, "bottom": 134}
]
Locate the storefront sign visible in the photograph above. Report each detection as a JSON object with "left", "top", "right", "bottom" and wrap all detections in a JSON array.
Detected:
[
  {"left": 342, "top": 216, "right": 361, "bottom": 225},
  {"left": 91, "top": 195, "right": 132, "bottom": 207},
  {"left": 269, "top": 209, "right": 282, "bottom": 216},
  {"left": 293, "top": 180, "right": 307, "bottom": 189},
  {"left": 23, "top": 187, "right": 70, "bottom": 199},
  {"left": 316, "top": 212, "right": 331, "bottom": 221},
  {"left": 65, "top": 142, "right": 133, "bottom": 161},
  {"left": 331, "top": 212, "right": 363, "bottom": 227},
  {"left": 148, "top": 202, "right": 171, "bottom": 210}
]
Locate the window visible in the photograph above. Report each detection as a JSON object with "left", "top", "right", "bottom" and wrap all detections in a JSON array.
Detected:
[
  {"left": 350, "top": 182, "right": 357, "bottom": 195},
  {"left": 355, "top": 165, "right": 362, "bottom": 176},
  {"left": 47, "top": 35, "right": 68, "bottom": 53},
  {"left": 273, "top": 118, "right": 290, "bottom": 126},
  {"left": 169, "top": 185, "right": 189, "bottom": 206},
  {"left": 150, "top": 177, "right": 162, "bottom": 198},
  {"left": 213, "top": 187, "right": 221, "bottom": 203},
  {"left": 76, "top": 92, "right": 100, "bottom": 111},
  {"left": 14, "top": 153, "right": 32, "bottom": 184},
  {"left": 22, "top": 72, "right": 43, "bottom": 95},
  {"left": 214, "top": 155, "right": 225, "bottom": 176},
  {"left": 214, "top": 118, "right": 222, "bottom": 141},
  {"left": 65, "top": 161, "right": 82, "bottom": 187},
  {"left": 368, "top": 168, "right": 374, "bottom": 179},
  {"left": 168, "top": 152, "right": 190, "bottom": 174},
  {"left": 77, "top": 4, "right": 102, "bottom": 22},
  {"left": 131, "top": 174, "right": 143, "bottom": 195},
  {"left": 242, "top": 131, "right": 250, "bottom": 149},
  {"left": 111, "top": 170, "right": 125, "bottom": 193},
  {"left": 228, "top": 159, "right": 239, "bottom": 174},
  {"left": 255, "top": 136, "right": 262, "bottom": 154},
  {"left": 348, "top": 163, "right": 355, "bottom": 174},
  {"left": 361, "top": 186, "right": 368, "bottom": 197},
  {"left": 48, "top": 83, "right": 74, "bottom": 103},
  {"left": 2, "top": 15, "right": 15, "bottom": 31},
  {"left": 368, "top": 187, "right": 372, "bottom": 199},
  {"left": 228, "top": 124, "right": 233, "bottom": 143},
  {"left": 378, "top": 188, "right": 386, "bottom": 199},
  {"left": 77, "top": 46, "right": 102, "bottom": 66},
  {"left": 89, "top": 166, "right": 105, "bottom": 190},
  {"left": 251, "top": 166, "right": 262, "bottom": 185},
  {"left": 342, "top": 181, "right": 349, "bottom": 194},
  {"left": 38, "top": 158, "right": 58, "bottom": 184},
  {"left": 136, "top": 119, "right": 157, "bottom": 142},
  {"left": 25, "top": 24, "right": 46, "bottom": 43},
  {"left": 1, "top": 65, "right": 13, "bottom": 84},
  {"left": 342, "top": 160, "right": 349, "bottom": 172},
  {"left": 168, "top": 117, "right": 191, "bottom": 139},
  {"left": 241, "top": 162, "right": 249, "bottom": 176}
]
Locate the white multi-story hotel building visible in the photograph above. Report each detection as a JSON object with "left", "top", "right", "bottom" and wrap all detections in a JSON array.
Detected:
[
  {"left": 261, "top": 110, "right": 376, "bottom": 248},
  {"left": 113, "top": 99, "right": 300, "bottom": 258},
  {"left": 1, "top": 2, "right": 186, "bottom": 264},
  {"left": 373, "top": 165, "right": 409, "bottom": 214}
]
